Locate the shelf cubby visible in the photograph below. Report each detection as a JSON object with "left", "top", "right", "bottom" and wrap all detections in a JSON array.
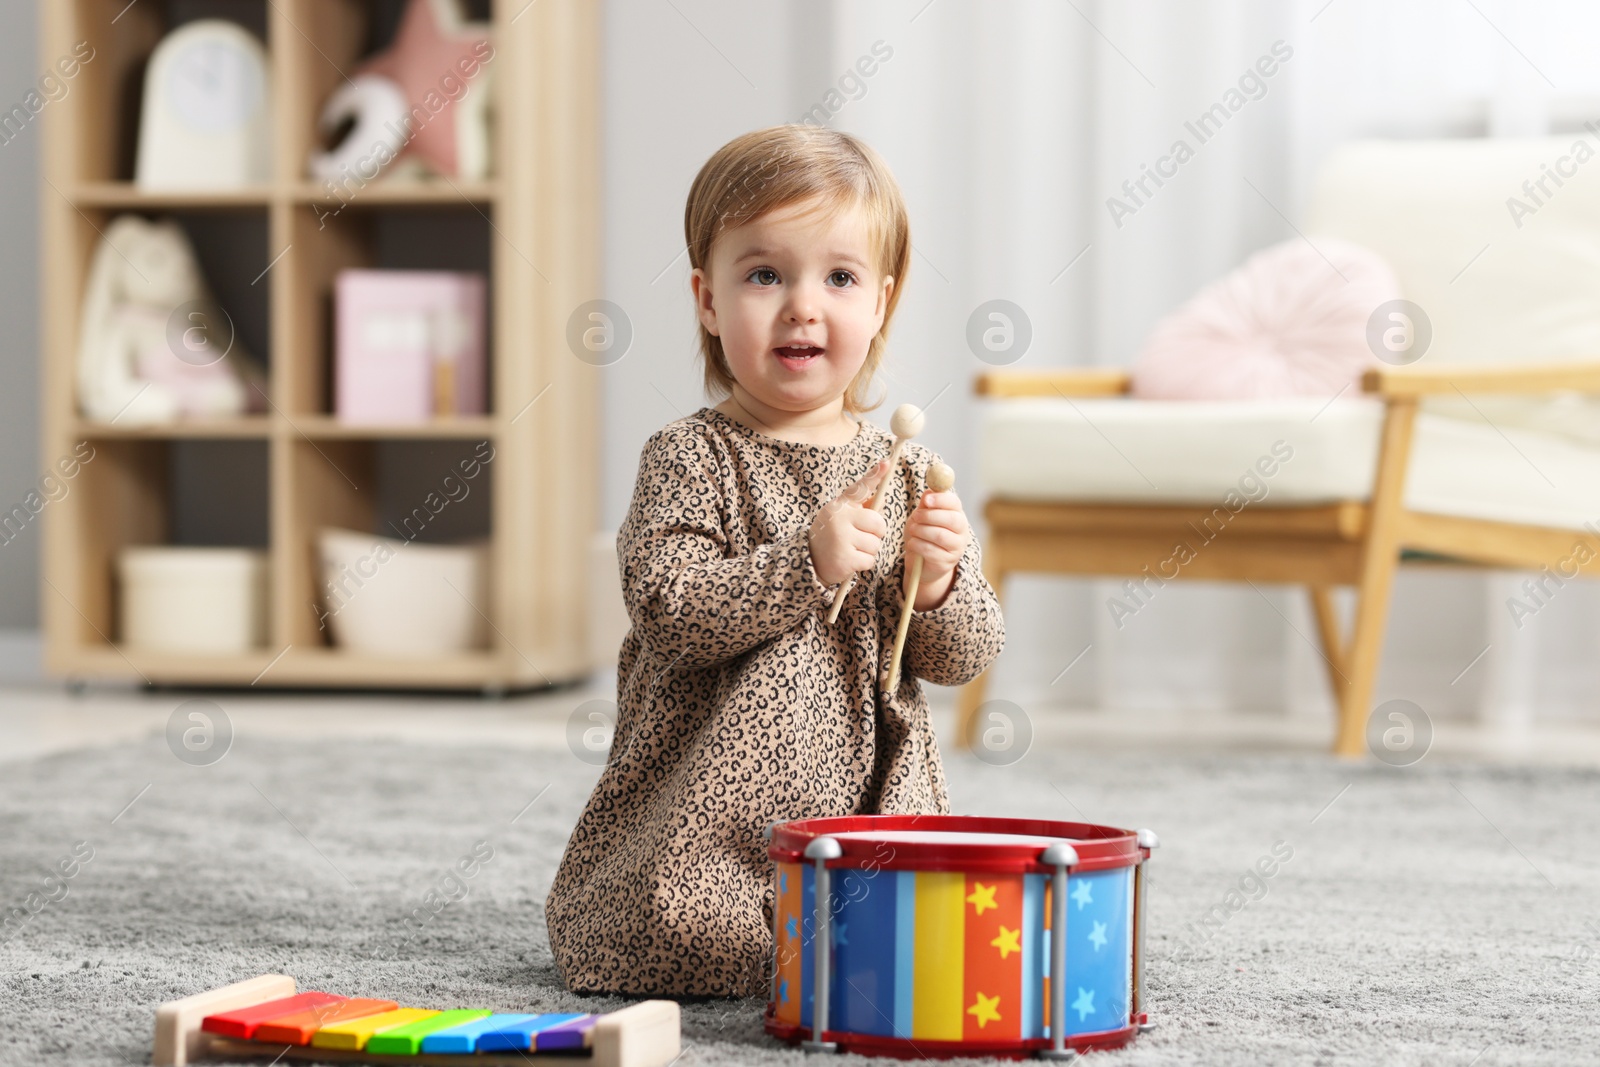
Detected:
[
  {"left": 281, "top": 435, "right": 495, "bottom": 651},
  {"left": 282, "top": 203, "right": 494, "bottom": 420},
  {"left": 60, "top": 201, "right": 273, "bottom": 435},
  {"left": 57, "top": 435, "right": 270, "bottom": 649},
  {"left": 66, "top": 0, "right": 273, "bottom": 186}
]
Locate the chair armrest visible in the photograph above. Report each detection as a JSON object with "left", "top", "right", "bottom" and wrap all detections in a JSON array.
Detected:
[
  {"left": 1362, "top": 360, "right": 1600, "bottom": 398},
  {"left": 974, "top": 369, "right": 1132, "bottom": 398}
]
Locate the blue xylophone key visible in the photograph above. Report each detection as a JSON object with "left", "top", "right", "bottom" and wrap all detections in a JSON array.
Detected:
[
  {"left": 419, "top": 1014, "right": 539, "bottom": 1054},
  {"left": 533, "top": 1014, "right": 597, "bottom": 1051},
  {"left": 476, "top": 1014, "right": 589, "bottom": 1052}
]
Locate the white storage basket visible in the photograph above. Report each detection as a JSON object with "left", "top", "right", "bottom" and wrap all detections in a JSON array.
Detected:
[
  {"left": 118, "top": 547, "right": 268, "bottom": 654},
  {"left": 317, "top": 528, "right": 488, "bottom": 657}
]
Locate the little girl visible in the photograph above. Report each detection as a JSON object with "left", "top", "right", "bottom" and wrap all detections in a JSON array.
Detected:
[{"left": 545, "top": 124, "right": 1006, "bottom": 998}]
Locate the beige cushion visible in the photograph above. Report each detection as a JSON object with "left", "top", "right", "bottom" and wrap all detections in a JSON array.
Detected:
[{"left": 980, "top": 398, "right": 1600, "bottom": 532}]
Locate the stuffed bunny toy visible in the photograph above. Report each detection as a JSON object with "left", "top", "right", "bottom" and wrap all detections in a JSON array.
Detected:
[{"left": 76, "top": 214, "right": 268, "bottom": 425}]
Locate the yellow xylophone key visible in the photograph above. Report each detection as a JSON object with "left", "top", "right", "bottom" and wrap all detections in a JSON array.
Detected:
[
  {"left": 310, "top": 1008, "right": 439, "bottom": 1051},
  {"left": 255, "top": 999, "right": 398, "bottom": 1045}
]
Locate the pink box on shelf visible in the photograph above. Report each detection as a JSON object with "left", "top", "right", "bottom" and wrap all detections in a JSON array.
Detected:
[{"left": 334, "top": 270, "right": 487, "bottom": 422}]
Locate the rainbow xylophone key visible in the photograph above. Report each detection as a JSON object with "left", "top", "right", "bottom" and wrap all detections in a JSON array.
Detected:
[
  {"left": 476, "top": 1014, "right": 593, "bottom": 1052},
  {"left": 366, "top": 1010, "right": 492, "bottom": 1055},
  {"left": 311, "top": 1008, "right": 439, "bottom": 1050},
  {"left": 200, "top": 993, "right": 344, "bottom": 1040},
  {"left": 253, "top": 998, "right": 398, "bottom": 1045},
  {"left": 419, "top": 1014, "right": 540, "bottom": 1054}
]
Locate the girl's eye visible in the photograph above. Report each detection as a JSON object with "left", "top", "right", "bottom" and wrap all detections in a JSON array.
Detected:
[
  {"left": 829, "top": 270, "right": 856, "bottom": 287},
  {"left": 749, "top": 268, "right": 779, "bottom": 285}
]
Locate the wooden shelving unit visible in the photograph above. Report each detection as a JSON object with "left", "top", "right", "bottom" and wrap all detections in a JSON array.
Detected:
[{"left": 39, "top": 0, "right": 600, "bottom": 692}]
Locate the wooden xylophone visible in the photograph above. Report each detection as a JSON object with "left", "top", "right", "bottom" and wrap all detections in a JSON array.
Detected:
[{"left": 152, "top": 974, "right": 680, "bottom": 1067}]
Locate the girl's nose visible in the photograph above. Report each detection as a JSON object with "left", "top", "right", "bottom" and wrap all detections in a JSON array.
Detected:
[{"left": 784, "top": 285, "right": 821, "bottom": 323}]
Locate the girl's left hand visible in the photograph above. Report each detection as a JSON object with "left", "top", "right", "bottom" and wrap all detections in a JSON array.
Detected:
[{"left": 903, "top": 487, "right": 970, "bottom": 611}]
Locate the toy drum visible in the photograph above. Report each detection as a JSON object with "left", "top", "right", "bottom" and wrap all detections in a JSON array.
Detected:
[{"left": 764, "top": 815, "right": 1158, "bottom": 1059}]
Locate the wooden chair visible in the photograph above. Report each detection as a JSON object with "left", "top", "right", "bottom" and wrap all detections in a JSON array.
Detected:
[
  {"left": 954, "top": 139, "right": 1600, "bottom": 757},
  {"left": 955, "top": 362, "right": 1600, "bottom": 757}
]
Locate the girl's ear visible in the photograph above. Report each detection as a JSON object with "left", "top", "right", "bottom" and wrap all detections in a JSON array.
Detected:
[
  {"left": 690, "top": 267, "right": 719, "bottom": 336},
  {"left": 874, "top": 274, "right": 895, "bottom": 327}
]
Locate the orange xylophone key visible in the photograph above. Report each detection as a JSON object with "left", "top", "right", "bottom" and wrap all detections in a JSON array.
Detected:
[{"left": 253, "top": 999, "right": 399, "bottom": 1045}]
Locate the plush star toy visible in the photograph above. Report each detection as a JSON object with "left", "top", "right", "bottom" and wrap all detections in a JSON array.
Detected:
[{"left": 309, "top": 0, "right": 494, "bottom": 183}]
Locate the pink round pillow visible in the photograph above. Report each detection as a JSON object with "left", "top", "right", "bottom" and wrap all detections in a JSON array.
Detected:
[{"left": 1129, "top": 237, "right": 1401, "bottom": 399}]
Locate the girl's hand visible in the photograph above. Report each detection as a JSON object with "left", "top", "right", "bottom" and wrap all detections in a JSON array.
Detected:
[
  {"left": 809, "top": 460, "right": 889, "bottom": 587},
  {"left": 905, "top": 486, "right": 970, "bottom": 611}
]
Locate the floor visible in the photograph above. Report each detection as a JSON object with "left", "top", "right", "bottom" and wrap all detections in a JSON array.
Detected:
[
  {"left": 3, "top": 677, "right": 1597, "bottom": 1066},
  {"left": 5, "top": 674, "right": 1600, "bottom": 768}
]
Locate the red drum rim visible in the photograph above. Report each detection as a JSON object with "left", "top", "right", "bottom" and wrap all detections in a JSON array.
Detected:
[
  {"left": 769, "top": 814, "right": 1143, "bottom": 873},
  {"left": 763, "top": 1003, "right": 1143, "bottom": 1058}
]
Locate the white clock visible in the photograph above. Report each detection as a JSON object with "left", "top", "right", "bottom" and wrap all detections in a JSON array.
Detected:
[{"left": 136, "top": 20, "right": 272, "bottom": 190}]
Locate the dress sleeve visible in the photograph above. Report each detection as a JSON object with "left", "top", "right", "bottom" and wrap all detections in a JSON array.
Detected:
[
  {"left": 619, "top": 425, "right": 832, "bottom": 669},
  {"left": 901, "top": 515, "right": 1006, "bottom": 688}
]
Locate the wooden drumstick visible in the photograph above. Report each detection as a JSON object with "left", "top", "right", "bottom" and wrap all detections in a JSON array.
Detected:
[
  {"left": 824, "top": 403, "right": 925, "bottom": 625},
  {"left": 886, "top": 461, "right": 954, "bottom": 693}
]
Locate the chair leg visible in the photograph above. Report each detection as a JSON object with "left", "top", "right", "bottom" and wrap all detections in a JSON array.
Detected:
[
  {"left": 954, "top": 556, "right": 1006, "bottom": 752},
  {"left": 1307, "top": 585, "right": 1348, "bottom": 701},
  {"left": 1337, "top": 550, "right": 1403, "bottom": 756},
  {"left": 1332, "top": 399, "right": 1417, "bottom": 758},
  {"left": 953, "top": 668, "right": 988, "bottom": 752}
]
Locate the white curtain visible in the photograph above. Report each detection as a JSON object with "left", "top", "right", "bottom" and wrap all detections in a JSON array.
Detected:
[{"left": 602, "top": 0, "right": 1600, "bottom": 723}]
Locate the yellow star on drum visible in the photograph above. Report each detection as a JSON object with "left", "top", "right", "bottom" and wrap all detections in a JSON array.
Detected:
[
  {"left": 966, "top": 882, "right": 998, "bottom": 915},
  {"left": 966, "top": 991, "right": 1002, "bottom": 1028},
  {"left": 990, "top": 924, "right": 1021, "bottom": 959}
]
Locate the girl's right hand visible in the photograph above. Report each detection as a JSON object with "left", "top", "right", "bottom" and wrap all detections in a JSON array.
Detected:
[{"left": 809, "top": 459, "right": 889, "bottom": 587}]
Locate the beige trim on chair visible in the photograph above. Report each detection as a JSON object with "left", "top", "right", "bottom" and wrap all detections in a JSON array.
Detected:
[
  {"left": 975, "top": 369, "right": 1132, "bottom": 397},
  {"left": 1363, "top": 360, "right": 1600, "bottom": 398}
]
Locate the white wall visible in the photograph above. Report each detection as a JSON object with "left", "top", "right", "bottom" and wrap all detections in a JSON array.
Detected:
[
  {"left": 599, "top": 0, "right": 1600, "bottom": 723},
  {"left": 0, "top": 0, "right": 42, "bottom": 631}
]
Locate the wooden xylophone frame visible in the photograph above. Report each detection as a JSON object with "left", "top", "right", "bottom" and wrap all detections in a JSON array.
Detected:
[{"left": 152, "top": 975, "right": 681, "bottom": 1067}]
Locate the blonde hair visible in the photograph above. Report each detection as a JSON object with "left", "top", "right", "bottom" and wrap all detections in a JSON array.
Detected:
[{"left": 684, "top": 124, "right": 911, "bottom": 415}]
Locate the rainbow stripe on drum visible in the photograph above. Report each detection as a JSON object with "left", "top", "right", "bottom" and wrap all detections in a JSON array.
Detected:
[
  {"left": 1042, "top": 867, "right": 1134, "bottom": 1037},
  {"left": 774, "top": 861, "right": 1133, "bottom": 1041},
  {"left": 773, "top": 862, "right": 804, "bottom": 1027}
]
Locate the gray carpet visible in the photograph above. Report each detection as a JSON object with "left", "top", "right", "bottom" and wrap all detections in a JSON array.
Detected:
[{"left": 2, "top": 731, "right": 1597, "bottom": 1066}]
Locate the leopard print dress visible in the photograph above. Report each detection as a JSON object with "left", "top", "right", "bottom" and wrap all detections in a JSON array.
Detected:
[{"left": 544, "top": 407, "right": 1006, "bottom": 998}]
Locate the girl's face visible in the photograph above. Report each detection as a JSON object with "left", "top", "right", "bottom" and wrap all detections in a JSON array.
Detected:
[{"left": 692, "top": 198, "right": 893, "bottom": 419}]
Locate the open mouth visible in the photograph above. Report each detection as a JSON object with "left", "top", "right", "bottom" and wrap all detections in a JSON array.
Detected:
[{"left": 774, "top": 343, "right": 824, "bottom": 369}]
